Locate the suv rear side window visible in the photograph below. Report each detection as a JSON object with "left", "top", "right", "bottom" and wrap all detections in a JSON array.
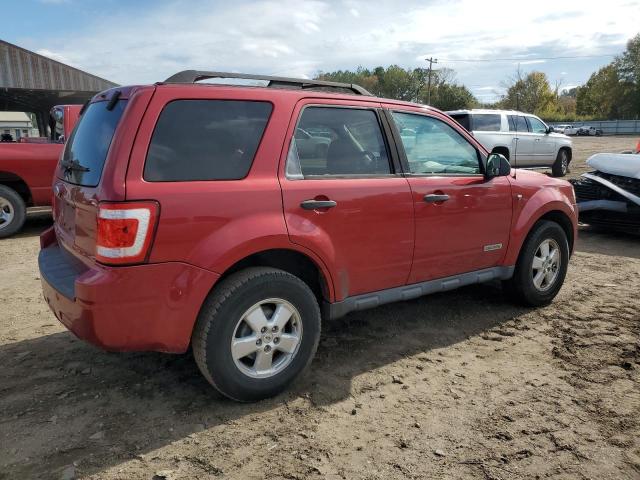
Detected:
[
  {"left": 286, "top": 107, "right": 391, "bottom": 178},
  {"left": 144, "top": 100, "right": 272, "bottom": 182},
  {"left": 59, "top": 100, "right": 127, "bottom": 187},
  {"left": 471, "top": 114, "right": 501, "bottom": 131}
]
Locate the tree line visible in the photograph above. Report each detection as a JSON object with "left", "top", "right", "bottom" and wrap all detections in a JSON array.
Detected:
[
  {"left": 315, "top": 33, "right": 639, "bottom": 121},
  {"left": 316, "top": 66, "right": 476, "bottom": 111}
]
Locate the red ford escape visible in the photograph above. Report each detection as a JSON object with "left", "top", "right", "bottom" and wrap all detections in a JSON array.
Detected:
[{"left": 39, "top": 71, "right": 578, "bottom": 401}]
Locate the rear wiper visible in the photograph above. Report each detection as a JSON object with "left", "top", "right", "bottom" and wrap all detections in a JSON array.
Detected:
[{"left": 61, "top": 160, "right": 90, "bottom": 172}]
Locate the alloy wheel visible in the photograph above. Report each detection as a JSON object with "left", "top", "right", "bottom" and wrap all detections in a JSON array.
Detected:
[
  {"left": 531, "top": 238, "right": 561, "bottom": 292},
  {"left": 231, "top": 298, "right": 303, "bottom": 379},
  {"left": 0, "top": 197, "right": 15, "bottom": 230}
]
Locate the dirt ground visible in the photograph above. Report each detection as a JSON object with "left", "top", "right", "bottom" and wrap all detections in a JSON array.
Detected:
[{"left": 1, "top": 136, "right": 639, "bottom": 480}]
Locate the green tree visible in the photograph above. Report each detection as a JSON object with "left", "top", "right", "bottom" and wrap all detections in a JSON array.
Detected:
[
  {"left": 316, "top": 65, "right": 477, "bottom": 109},
  {"left": 499, "top": 70, "right": 556, "bottom": 114}
]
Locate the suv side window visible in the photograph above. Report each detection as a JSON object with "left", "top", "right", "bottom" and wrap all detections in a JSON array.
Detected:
[
  {"left": 509, "top": 115, "right": 529, "bottom": 132},
  {"left": 286, "top": 106, "right": 391, "bottom": 178},
  {"left": 391, "top": 111, "right": 481, "bottom": 175},
  {"left": 526, "top": 116, "right": 547, "bottom": 134},
  {"left": 471, "top": 113, "right": 501, "bottom": 131},
  {"left": 144, "top": 100, "right": 272, "bottom": 182}
]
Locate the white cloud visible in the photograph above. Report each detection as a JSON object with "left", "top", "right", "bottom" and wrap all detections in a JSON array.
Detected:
[{"left": 33, "top": 0, "right": 639, "bottom": 101}]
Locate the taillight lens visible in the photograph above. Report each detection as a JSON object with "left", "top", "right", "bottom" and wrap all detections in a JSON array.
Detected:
[{"left": 95, "top": 201, "right": 159, "bottom": 265}]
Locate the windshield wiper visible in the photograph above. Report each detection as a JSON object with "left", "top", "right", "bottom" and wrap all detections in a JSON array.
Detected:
[{"left": 61, "top": 160, "right": 90, "bottom": 172}]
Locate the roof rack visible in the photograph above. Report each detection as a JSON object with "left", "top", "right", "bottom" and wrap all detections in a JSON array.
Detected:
[{"left": 163, "top": 70, "right": 373, "bottom": 96}]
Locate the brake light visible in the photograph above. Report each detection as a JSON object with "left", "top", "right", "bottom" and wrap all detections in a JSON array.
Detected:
[{"left": 95, "top": 201, "right": 159, "bottom": 265}]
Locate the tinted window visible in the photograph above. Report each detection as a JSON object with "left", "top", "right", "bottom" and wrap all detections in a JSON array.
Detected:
[
  {"left": 527, "top": 116, "right": 547, "bottom": 134},
  {"left": 472, "top": 114, "right": 501, "bottom": 131},
  {"left": 144, "top": 100, "right": 272, "bottom": 181},
  {"left": 449, "top": 113, "right": 471, "bottom": 131},
  {"left": 509, "top": 115, "right": 529, "bottom": 132},
  {"left": 392, "top": 112, "right": 480, "bottom": 175},
  {"left": 286, "top": 107, "right": 391, "bottom": 177},
  {"left": 59, "top": 100, "right": 127, "bottom": 187}
]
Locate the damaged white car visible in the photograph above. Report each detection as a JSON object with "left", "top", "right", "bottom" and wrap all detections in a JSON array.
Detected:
[{"left": 571, "top": 149, "right": 640, "bottom": 234}]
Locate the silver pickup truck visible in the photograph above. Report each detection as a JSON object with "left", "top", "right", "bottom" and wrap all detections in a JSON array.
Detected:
[{"left": 446, "top": 109, "right": 573, "bottom": 177}]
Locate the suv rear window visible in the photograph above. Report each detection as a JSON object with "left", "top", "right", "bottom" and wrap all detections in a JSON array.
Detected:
[
  {"left": 471, "top": 114, "right": 501, "bottom": 131},
  {"left": 144, "top": 100, "right": 272, "bottom": 182},
  {"left": 59, "top": 100, "right": 127, "bottom": 187},
  {"left": 449, "top": 113, "right": 471, "bottom": 131}
]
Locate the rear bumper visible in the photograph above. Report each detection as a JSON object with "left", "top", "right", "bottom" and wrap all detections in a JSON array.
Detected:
[{"left": 38, "top": 230, "right": 219, "bottom": 353}]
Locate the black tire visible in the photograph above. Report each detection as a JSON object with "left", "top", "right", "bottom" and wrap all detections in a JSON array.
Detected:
[
  {"left": 552, "top": 149, "right": 569, "bottom": 177},
  {"left": 192, "top": 267, "right": 321, "bottom": 402},
  {"left": 0, "top": 185, "right": 27, "bottom": 238},
  {"left": 505, "top": 220, "right": 569, "bottom": 307}
]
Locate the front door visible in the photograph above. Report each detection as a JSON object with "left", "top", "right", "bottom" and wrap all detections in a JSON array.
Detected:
[
  {"left": 280, "top": 102, "right": 414, "bottom": 300},
  {"left": 386, "top": 108, "right": 513, "bottom": 283},
  {"left": 527, "top": 116, "right": 556, "bottom": 163}
]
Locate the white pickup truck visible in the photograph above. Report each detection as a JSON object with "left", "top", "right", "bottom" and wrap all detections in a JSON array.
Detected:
[{"left": 446, "top": 109, "right": 573, "bottom": 177}]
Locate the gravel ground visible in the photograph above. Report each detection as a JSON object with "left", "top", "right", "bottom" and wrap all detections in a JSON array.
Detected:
[{"left": 1, "top": 136, "right": 639, "bottom": 480}]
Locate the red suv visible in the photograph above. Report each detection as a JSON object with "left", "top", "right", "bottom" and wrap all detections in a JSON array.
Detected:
[{"left": 39, "top": 71, "right": 577, "bottom": 401}]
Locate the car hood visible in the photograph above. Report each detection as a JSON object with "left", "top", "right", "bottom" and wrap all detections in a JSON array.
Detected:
[{"left": 587, "top": 153, "right": 640, "bottom": 180}]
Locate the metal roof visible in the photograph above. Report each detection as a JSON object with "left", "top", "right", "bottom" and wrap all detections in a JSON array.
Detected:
[{"left": 0, "top": 39, "right": 117, "bottom": 114}]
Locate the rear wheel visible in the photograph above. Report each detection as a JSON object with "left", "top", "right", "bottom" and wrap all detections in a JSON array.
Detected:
[
  {"left": 505, "top": 220, "right": 569, "bottom": 306},
  {"left": 552, "top": 149, "right": 569, "bottom": 177},
  {"left": 0, "top": 185, "right": 26, "bottom": 238},
  {"left": 192, "top": 267, "right": 321, "bottom": 402}
]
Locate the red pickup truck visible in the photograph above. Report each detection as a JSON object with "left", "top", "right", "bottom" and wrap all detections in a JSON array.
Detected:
[{"left": 0, "top": 105, "right": 81, "bottom": 237}]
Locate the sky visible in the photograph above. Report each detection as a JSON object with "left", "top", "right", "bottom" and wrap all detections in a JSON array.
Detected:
[{"left": 4, "top": 0, "right": 640, "bottom": 102}]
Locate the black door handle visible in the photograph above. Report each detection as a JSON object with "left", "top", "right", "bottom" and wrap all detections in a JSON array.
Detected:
[
  {"left": 300, "top": 199, "right": 337, "bottom": 210},
  {"left": 424, "top": 194, "right": 450, "bottom": 203}
]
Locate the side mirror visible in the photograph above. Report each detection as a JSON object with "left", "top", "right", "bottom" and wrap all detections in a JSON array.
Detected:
[
  {"left": 546, "top": 126, "right": 554, "bottom": 134},
  {"left": 485, "top": 153, "right": 511, "bottom": 179}
]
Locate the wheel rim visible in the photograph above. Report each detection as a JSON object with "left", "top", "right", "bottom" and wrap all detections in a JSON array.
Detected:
[
  {"left": 231, "top": 298, "right": 303, "bottom": 379},
  {"left": 531, "top": 238, "right": 561, "bottom": 292},
  {"left": 0, "top": 196, "right": 15, "bottom": 230},
  {"left": 560, "top": 152, "right": 568, "bottom": 174}
]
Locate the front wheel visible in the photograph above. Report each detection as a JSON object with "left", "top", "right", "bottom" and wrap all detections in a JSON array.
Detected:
[
  {"left": 0, "top": 185, "right": 27, "bottom": 238},
  {"left": 552, "top": 149, "right": 569, "bottom": 177},
  {"left": 505, "top": 220, "right": 569, "bottom": 307},
  {"left": 192, "top": 267, "right": 321, "bottom": 402}
]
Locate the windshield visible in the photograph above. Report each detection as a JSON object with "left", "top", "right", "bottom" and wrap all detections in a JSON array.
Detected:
[{"left": 58, "top": 100, "right": 127, "bottom": 187}]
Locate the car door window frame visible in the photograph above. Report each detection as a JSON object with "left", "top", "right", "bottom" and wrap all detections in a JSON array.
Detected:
[
  {"left": 285, "top": 104, "right": 402, "bottom": 180},
  {"left": 525, "top": 116, "right": 547, "bottom": 134},
  {"left": 383, "top": 109, "right": 486, "bottom": 177}
]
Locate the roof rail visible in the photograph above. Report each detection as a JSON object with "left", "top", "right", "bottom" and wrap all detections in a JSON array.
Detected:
[{"left": 163, "top": 70, "right": 373, "bottom": 96}]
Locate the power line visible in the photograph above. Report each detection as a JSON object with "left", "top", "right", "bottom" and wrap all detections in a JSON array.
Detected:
[{"left": 438, "top": 54, "right": 617, "bottom": 63}]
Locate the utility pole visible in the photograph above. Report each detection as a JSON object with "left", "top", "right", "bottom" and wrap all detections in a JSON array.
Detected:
[{"left": 425, "top": 57, "right": 438, "bottom": 105}]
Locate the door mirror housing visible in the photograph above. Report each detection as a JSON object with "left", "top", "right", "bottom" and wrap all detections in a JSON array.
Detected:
[
  {"left": 546, "top": 126, "right": 554, "bottom": 134},
  {"left": 485, "top": 153, "right": 511, "bottom": 179}
]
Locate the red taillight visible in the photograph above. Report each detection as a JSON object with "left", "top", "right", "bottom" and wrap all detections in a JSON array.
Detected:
[{"left": 95, "top": 201, "right": 159, "bottom": 265}]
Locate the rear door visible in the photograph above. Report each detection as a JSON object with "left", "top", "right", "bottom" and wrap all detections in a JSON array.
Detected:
[
  {"left": 386, "top": 107, "right": 512, "bottom": 283},
  {"left": 280, "top": 100, "right": 414, "bottom": 300},
  {"left": 53, "top": 87, "right": 152, "bottom": 260},
  {"left": 507, "top": 114, "right": 535, "bottom": 166}
]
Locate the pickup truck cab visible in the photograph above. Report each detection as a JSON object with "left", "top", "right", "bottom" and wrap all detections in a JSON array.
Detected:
[
  {"left": 0, "top": 105, "right": 81, "bottom": 237},
  {"left": 446, "top": 109, "right": 573, "bottom": 177},
  {"left": 39, "top": 72, "right": 577, "bottom": 401}
]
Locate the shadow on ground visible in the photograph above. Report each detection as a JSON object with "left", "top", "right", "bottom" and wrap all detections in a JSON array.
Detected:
[{"left": 1, "top": 282, "right": 526, "bottom": 478}]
